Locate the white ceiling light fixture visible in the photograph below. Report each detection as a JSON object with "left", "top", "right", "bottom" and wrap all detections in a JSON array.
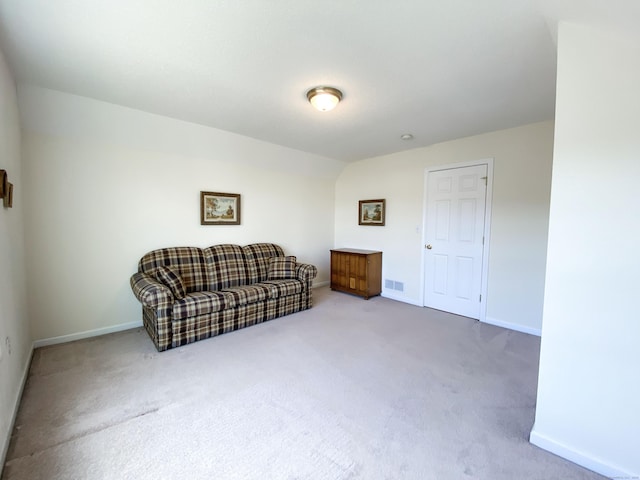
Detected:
[{"left": 307, "top": 86, "right": 343, "bottom": 112}]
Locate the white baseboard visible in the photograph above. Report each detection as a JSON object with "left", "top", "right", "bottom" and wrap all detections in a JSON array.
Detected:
[
  {"left": 33, "top": 320, "right": 143, "bottom": 348},
  {"left": 312, "top": 281, "right": 330, "bottom": 288},
  {"left": 381, "top": 291, "right": 423, "bottom": 307},
  {"left": 1, "top": 341, "right": 34, "bottom": 469},
  {"left": 530, "top": 426, "right": 637, "bottom": 479},
  {"left": 483, "top": 316, "right": 541, "bottom": 337}
]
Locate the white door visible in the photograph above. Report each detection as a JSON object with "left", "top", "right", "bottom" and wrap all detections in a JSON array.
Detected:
[{"left": 423, "top": 164, "right": 487, "bottom": 319}]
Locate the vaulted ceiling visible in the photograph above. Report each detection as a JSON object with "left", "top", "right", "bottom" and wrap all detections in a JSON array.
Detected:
[{"left": 0, "top": 1, "right": 637, "bottom": 162}]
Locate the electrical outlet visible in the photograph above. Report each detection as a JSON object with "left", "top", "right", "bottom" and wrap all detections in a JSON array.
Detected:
[{"left": 5, "top": 336, "right": 11, "bottom": 356}]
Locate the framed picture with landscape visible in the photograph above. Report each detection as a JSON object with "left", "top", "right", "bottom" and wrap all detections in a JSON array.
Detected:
[
  {"left": 200, "top": 191, "right": 241, "bottom": 225},
  {"left": 359, "top": 199, "right": 385, "bottom": 226}
]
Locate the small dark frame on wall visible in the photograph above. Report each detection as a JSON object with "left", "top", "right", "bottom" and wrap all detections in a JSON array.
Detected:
[
  {"left": 359, "top": 199, "right": 385, "bottom": 226},
  {"left": 0, "top": 170, "right": 7, "bottom": 198},
  {"left": 201, "top": 191, "right": 241, "bottom": 225},
  {"left": 1, "top": 169, "right": 13, "bottom": 209},
  {"left": 4, "top": 183, "right": 13, "bottom": 208}
]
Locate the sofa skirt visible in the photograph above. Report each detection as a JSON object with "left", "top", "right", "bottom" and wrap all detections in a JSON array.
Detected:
[{"left": 171, "top": 292, "right": 309, "bottom": 349}]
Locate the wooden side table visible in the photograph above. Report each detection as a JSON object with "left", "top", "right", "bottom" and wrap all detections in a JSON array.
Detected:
[{"left": 330, "top": 248, "right": 382, "bottom": 299}]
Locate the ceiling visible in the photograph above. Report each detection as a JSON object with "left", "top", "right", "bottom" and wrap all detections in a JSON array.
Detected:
[{"left": 0, "top": 1, "right": 636, "bottom": 162}]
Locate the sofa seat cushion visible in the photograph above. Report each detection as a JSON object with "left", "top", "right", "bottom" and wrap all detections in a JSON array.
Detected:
[
  {"left": 221, "top": 284, "right": 273, "bottom": 306},
  {"left": 173, "top": 291, "right": 237, "bottom": 320},
  {"left": 259, "top": 279, "right": 305, "bottom": 297}
]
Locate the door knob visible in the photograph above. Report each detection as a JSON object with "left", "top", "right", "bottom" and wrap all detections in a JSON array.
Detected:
[{"left": 426, "top": 244, "right": 432, "bottom": 249}]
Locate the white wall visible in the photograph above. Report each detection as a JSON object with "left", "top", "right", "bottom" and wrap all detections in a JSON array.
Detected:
[
  {"left": 0, "top": 47, "right": 30, "bottom": 465},
  {"left": 531, "top": 23, "right": 640, "bottom": 478},
  {"left": 19, "top": 86, "right": 345, "bottom": 342},
  {"left": 335, "top": 121, "right": 553, "bottom": 334}
]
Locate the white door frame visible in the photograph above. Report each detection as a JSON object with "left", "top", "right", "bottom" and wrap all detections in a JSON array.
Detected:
[{"left": 420, "top": 158, "right": 494, "bottom": 321}]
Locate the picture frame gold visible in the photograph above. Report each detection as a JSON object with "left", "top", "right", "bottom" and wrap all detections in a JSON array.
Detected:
[
  {"left": 200, "top": 191, "right": 241, "bottom": 225},
  {"left": 358, "top": 199, "right": 385, "bottom": 226}
]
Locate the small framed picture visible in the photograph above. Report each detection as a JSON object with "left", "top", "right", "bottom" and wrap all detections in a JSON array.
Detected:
[
  {"left": 200, "top": 191, "right": 241, "bottom": 225},
  {"left": 0, "top": 169, "right": 7, "bottom": 198},
  {"left": 3, "top": 182, "right": 13, "bottom": 208},
  {"left": 359, "top": 199, "right": 385, "bottom": 226}
]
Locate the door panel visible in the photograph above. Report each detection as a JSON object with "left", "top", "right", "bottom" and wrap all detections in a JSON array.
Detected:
[
  {"left": 434, "top": 254, "right": 448, "bottom": 294},
  {"left": 458, "top": 199, "right": 477, "bottom": 242},
  {"left": 435, "top": 200, "right": 451, "bottom": 240},
  {"left": 455, "top": 256, "right": 473, "bottom": 299},
  {"left": 424, "top": 164, "right": 487, "bottom": 319}
]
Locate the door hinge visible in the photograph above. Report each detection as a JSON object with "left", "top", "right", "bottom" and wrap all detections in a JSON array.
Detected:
[
  {"left": 479, "top": 294, "right": 482, "bottom": 302},
  {"left": 481, "top": 176, "right": 488, "bottom": 186}
]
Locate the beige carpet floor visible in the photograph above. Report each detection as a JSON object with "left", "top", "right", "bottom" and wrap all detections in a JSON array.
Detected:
[{"left": 2, "top": 287, "right": 605, "bottom": 480}]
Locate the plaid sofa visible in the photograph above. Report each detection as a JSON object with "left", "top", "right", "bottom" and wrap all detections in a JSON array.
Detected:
[{"left": 130, "top": 243, "right": 317, "bottom": 351}]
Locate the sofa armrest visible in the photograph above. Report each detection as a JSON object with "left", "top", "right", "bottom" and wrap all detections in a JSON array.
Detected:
[
  {"left": 130, "top": 272, "right": 174, "bottom": 308},
  {"left": 295, "top": 263, "right": 317, "bottom": 284}
]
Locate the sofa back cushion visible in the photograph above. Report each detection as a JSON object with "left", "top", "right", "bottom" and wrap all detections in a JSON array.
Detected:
[
  {"left": 243, "top": 243, "right": 285, "bottom": 283},
  {"left": 138, "top": 247, "right": 209, "bottom": 293},
  {"left": 203, "top": 244, "right": 251, "bottom": 291}
]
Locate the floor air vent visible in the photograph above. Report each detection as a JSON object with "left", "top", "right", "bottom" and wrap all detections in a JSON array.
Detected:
[{"left": 385, "top": 279, "right": 404, "bottom": 292}]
